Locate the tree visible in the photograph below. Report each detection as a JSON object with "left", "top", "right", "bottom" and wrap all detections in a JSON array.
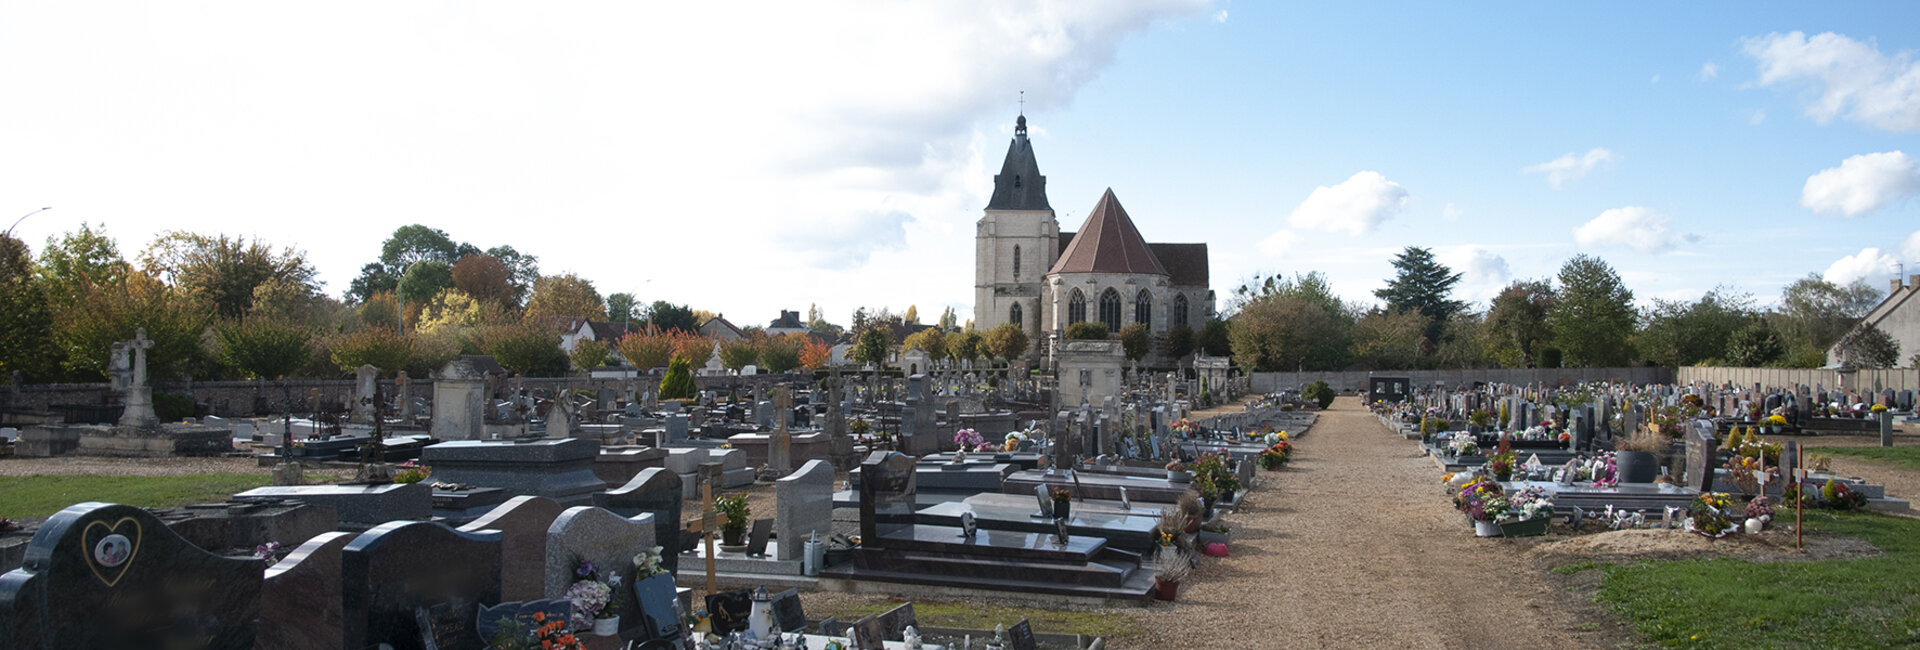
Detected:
[
  {"left": 0, "top": 234, "right": 61, "bottom": 381},
  {"left": 328, "top": 328, "right": 414, "bottom": 374},
  {"left": 1117, "top": 323, "right": 1151, "bottom": 362},
  {"left": 606, "top": 293, "right": 638, "bottom": 323},
  {"left": 476, "top": 322, "right": 568, "bottom": 376},
  {"left": 851, "top": 327, "right": 890, "bottom": 366},
  {"left": 984, "top": 323, "right": 1030, "bottom": 363},
  {"left": 658, "top": 357, "right": 696, "bottom": 400},
  {"left": 570, "top": 338, "right": 611, "bottom": 374},
  {"left": 850, "top": 307, "right": 872, "bottom": 333},
  {"left": 1349, "top": 308, "right": 1426, "bottom": 370},
  {"left": 1549, "top": 255, "right": 1635, "bottom": 367},
  {"left": 1484, "top": 280, "right": 1554, "bottom": 368},
  {"left": 451, "top": 254, "right": 515, "bottom": 307},
  {"left": 1195, "top": 319, "right": 1231, "bottom": 357},
  {"left": 483, "top": 245, "right": 541, "bottom": 306},
  {"left": 524, "top": 273, "right": 607, "bottom": 323},
  {"left": 397, "top": 260, "right": 454, "bottom": 326},
  {"left": 1833, "top": 324, "right": 1901, "bottom": 368},
  {"left": 416, "top": 288, "right": 509, "bottom": 337},
  {"left": 938, "top": 306, "right": 958, "bottom": 331},
  {"left": 616, "top": 330, "right": 676, "bottom": 371},
  {"left": 1065, "top": 322, "right": 1109, "bottom": 340},
  {"left": 52, "top": 272, "right": 212, "bottom": 381},
  {"left": 381, "top": 224, "right": 462, "bottom": 268},
  {"left": 1373, "top": 246, "right": 1465, "bottom": 344},
  {"left": 36, "top": 222, "right": 129, "bottom": 301},
  {"left": 1635, "top": 287, "right": 1755, "bottom": 367},
  {"left": 671, "top": 333, "right": 715, "bottom": 368},
  {"left": 949, "top": 330, "right": 984, "bottom": 365},
  {"left": 719, "top": 337, "right": 762, "bottom": 372},
  {"left": 140, "top": 231, "right": 319, "bottom": 320},
  {"left": 798, "top": 337, "right": 833, "bottom": 370},
  {"left": 214, "top": 319, "right": 313, "bottom": 380},
  {"left": 1777, "top": 274, "right": 1883, "bottom": 365},
  {"left": 1724, "top": 321, "right": 1786, "bottom": 367},
  {"left": 1162, "top": 324, "right": 1194, "bottom": 360},
  {"left": 903, "top": 328, "right": 947, "bottom": 360},
  {"left": 1430, "top": 312, "right": 1489, "bottom": 369},
  {"left": 358, "top": 291, "right": 402, "bottom": 331},
  {"left": 1227, "top": 272, "right": 1353, "bottom": 371},
  {"left": 806, "top": 303, "right": 844, "bottom": 337},
  {"left": 903, "top": 305, "right": 920, "bottom": 325},
  {"left": 760, "top": 334, "right": 804, "bottom": 373},
  {"left": 646, "top": 301, "right": 698, "bottom": 333}
]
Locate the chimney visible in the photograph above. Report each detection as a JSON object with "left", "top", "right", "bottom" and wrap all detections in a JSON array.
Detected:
[
  {"left": 1910, "top": 274, "right": 1919, "bottom": 290},
  {"left": 1895, "top": 278, "right": 1904, "bottom": 294}
]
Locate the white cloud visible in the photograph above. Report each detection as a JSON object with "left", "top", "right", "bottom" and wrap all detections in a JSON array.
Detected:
[
  {"left": 1824, "top": 247, "right": 1901, "bottom": 284},
  {"left": 1435, "top": 246, "right": 1510, "bottom": 304},
  {"left": 1523, "top": 148, "right": 1617, "bottom": 189},
  {"left": 1743, "top": 31, "right": 1920, "bottom": 132},
  {"left": 1212, "top": 9, "right": 1228, "bottom": 22},
  {"left": 1257, "top": 229, "right": 1300, "bottom": 255},
  {"left": 1286, "top": 171, "right": 1409, "bottom": 236},
  {"left": 1699, "top": 62, "right": 1719, "bottom": 80},
  {"left": 1800, "top": 151, "right": 1920, "bottom": 216},
  {"left": 1441, "top": 202, "right": 1463, "bottom": 221},
  {"left": 1573, "top": 206, "right": 1681, "bottom": 254},
  {"left": 1901, "top": 229, "right": 1920, "bottom": 261}
]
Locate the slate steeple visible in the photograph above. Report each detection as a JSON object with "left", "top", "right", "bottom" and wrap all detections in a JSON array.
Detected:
[{"left": 986, "top": 114, "right": 1051, "bottom": 211}]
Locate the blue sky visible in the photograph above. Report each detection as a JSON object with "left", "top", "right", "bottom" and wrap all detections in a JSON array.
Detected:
[{"left": 3, "top": 2, "right": 1917, "bottom": 325}]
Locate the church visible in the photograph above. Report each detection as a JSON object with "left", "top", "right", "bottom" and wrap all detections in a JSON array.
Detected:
[{"left": 974, "top": 114, "right": 1214, "bottom": 363}]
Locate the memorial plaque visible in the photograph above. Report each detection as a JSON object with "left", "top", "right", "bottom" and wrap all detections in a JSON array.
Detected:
[
  {"left": 850, "top": 614, "right": 884, "bottom": 650},
  {"left": 770, "top": 588, "right": 805, "bottom": 634},
  {"left": 1007, "top": 618, "right": 1038, "bottom": 650},
  {"left": 341, "top": 521, "right": 503, "bottom": 650},
  {"left": 474, "top": 600, "right": 572, "bottom": 641},
  {"left": 745, "top": 517, "right": 773, "bottom": 558},
  {"left": 874, "top": 602, "right": 916, "bottom": 642},
  {"left": 0, "top": 502, "right": 264, "bottom": 650},
  {"left": 632, "top": 573, "right": 684, "bottom": 642}
]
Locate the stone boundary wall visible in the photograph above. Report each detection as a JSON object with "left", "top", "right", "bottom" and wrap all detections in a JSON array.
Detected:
[
  {"left": 1675, "top": 366, "right": 1920, "bottom": 392},
  {"left": 1249, "top": 367, "right": 1674, "bottom": 393}
]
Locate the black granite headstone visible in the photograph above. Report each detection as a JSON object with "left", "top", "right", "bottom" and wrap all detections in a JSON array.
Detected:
[
  {"left": 857, "top": 451, "right": 917, "bottom": 543},
  {"left": 341, "top": 521, "right": 503, "bottom": 650},
  {"left": 632, "top": 573, "right": 683, "bottom": 642},
  {"left": 770, "top": 588, "right": 805, "bottom": 634},
  {"left": 0, "top": 502, "right": 264, "bottom": 650},
  {"left": 745, "top": 518, "right": 773, "bottom": 558},
  {"left": 1007, "top": 618, "right": 1038, "bottom": 650},
  {"left": 704, "top": 589, "right": 752, "bottom": 636},
  {"left": 1685, "top": 429, "right": 1715, "bottom": 494},
  {"left": 592, "top": 467, "right": 684, "bottom": 574},
  {"left": 475, "top": 599, "right": 571, "bottom": 641}
]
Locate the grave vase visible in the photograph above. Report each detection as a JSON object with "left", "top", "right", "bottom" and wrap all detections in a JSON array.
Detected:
[
  {"left": 1152, "top": 578, "right": 1180, "bottom": 601},
  {"left": 1473, "top": 519, "right": 1502, "bottom": 537},
  {"left": 722, "top": 526, "right": 747, "bottom": 548},
  {"left": 1615, "top": 451, "right": 1659, "bottom": 484},
  {"left": 593, "top": 615, "right": 620, "bottom": 636},
  {"left": 1053, "top": 499, "right": 1071, "bottom": 522}
]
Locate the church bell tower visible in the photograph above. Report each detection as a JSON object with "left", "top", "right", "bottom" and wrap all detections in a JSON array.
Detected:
[{"left": 974, "top": 113, "right": 1058, "bottom": 351}]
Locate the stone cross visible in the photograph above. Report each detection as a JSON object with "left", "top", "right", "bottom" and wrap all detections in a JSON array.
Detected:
[
  {"left": 116, "top": 328, "right": 159, "bottom": 429},
  {"left": 769, "top": 383, "right": 793, "bottom": 474}
]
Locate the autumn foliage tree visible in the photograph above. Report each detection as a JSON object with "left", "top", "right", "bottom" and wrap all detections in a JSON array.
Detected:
[
  {"left": 672, "top": 333, "right": 715, "bottom": 368},
  {"left": 617, "top": 329, "right": 675, "bottom": 372},
  {"left": 760, "top": 334, "right": 804, "bottom": 373},
  {"left": 329, "top": 328, "right": 415, "bottom": 374},
  {"left": 719, "top": 337, "right": 762, "bottom": 372},
  {"left": 451, "top": 253, "right": 515, "bottom": 308},
  {"left": 798, "top": 337, "right": 833, "bottom": 370},
  {"left": 523, "top": 273, "right": 607, "bottom": 323},
  {"left": 475, "top": 321, "right": 567, "bottom": 376},
  {"left": 984, "top": 323, "right": 1029, "bottom": 364}
]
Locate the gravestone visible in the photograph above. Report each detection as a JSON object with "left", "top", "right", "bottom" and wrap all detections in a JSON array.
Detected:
[
  {"left": 474, "top": 599, "right": 571, "bottom": 641},
  {"left": 544, "top": 506, "right": 655, "bottom": 601},
  {"left": 769, "top": 383, "right": 793, "bottom": 475},
  {"left": 432, "top": 359, "right": 486, "bottom": 441},
  {"left": 664, "top": 414, "right": 689, "bottom": 445},
  {"left": 456, "top": 496, "right": 565, "bottom": 602},
  {"left": 744, "top": 518, "right": 774, "bottom": 558},
  {"left": 851, "top": 615, "right": 884, "bottom": 650},
  {"left": 341, "top": 521, "right": 502, "bottom": 650},
  {"left": 1007, "top": 619, "right": 1038, "bottom": 650},
  {"left": 351, "top": 364, "right": 379, "bottom": 425},
  {"left": 769, "top": 588, "right": 805, "bottom": 634},
  {"left": 1780, "top": 441, "right": 1799, "bottom": 487},
  {"left": 116, "top": 330, "right": 160, "bottom": 429},
  {"left": 545, "top": 397, "right": 574, "bottom": 439},
  {"left": 631, "top": 571, "right": 684, "bottom": 643},
  {"left": 874, "top": 602, "right": 916, "bottom": 642},
  {"left": 0, "top": 502, "right": 264, "bottom": 649},
  {"left": 260, "top": 531, "right": 355, "bottom": 650},
  {"left": 1684, "top": 428, "right": 1715, "bottom": 493},
  {"left": 857, "top": 451, "right": 919, "bottom": 543},
  {"left": 775, "top": 460, "right": 834, "bottom": 562}
]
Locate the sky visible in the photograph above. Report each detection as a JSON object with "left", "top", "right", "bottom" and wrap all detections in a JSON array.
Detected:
[{"left": 4, "top": 2, "right": 1920, "bottom": 327}]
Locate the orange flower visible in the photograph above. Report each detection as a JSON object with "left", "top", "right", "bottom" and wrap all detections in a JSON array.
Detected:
[{"left": 534, "top": 611, "right": 546, "bottom": 622}]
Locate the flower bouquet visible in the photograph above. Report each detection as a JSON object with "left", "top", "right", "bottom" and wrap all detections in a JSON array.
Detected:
[
  {"left": 1446, "top": 431, "right": 1479, "bottom": 457},
  {"left": 564, "top": 556, "right": 616, "bottom": 631},
  {"left": 392, "top": 460, "right": 432, "bottom": 484},
  {"left": 1171, "top": 419, "right": 1197, "bottom": 437},
  {"left": 1454, "top": 478, "right": 1510, "bottom": 536},
  {"left": 954, "top": 428, "right": 985, "bottom": 451},
  {"left": 1822, "top": 478, "right": 1869, "bottom": 511},
  {"left": 1258, "top": 441, "right": 1293, "bottom": 470},
  {"left": 488, "top": 610, "right": 583, "bottom": 650},
  {"left": 1003, "top": 430, "right": 1030, "bottom": 452},
  {"left": 1486, "top": 450, "right": 1516, "bottom": 481},
  {"left": 1685, "top": 492, "right": 1736, "bottom": 538}
]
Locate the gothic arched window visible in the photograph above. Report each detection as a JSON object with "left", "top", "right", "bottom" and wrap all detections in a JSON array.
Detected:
[
  {"left": 1135, "top": 290, "right": 1152, "bottom": 326},
  {"left": 1009, "top": 302, "right": 1023, "bottom": 328},
  {"left": 1173, "top": 294, "right": 1189, "bottom": 328},
  {"left": 1068, "top": 289, "right": 1086, "bottom": 325},
  {"left": 1099, "top": 288, "right": 1122, "bottom": 332},
  {"left": 1012, "top": 245, "right": 1021, "bottom": 276}
]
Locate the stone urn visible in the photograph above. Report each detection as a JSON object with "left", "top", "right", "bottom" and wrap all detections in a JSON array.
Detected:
[{"left": 1614, "top": 451, "right": 1658, "bottom": 484}]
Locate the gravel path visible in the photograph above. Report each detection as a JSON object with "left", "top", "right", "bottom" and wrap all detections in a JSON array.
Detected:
[{"left": 1114, "top": 396, "right": 1608, "bottom": 649}]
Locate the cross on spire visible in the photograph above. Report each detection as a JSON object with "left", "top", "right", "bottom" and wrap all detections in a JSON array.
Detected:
[{"left": 1019, "top": 90, "right": 1025, "bottom": 115}]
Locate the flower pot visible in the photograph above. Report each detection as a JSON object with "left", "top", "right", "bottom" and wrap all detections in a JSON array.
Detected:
[
  {"left": 1053, "top": 500, "right": 1071, "bottom": 521},
  {"left": 722, "top": 527, "right": 746, "bottom": 547},
  {"left": 1473, "top": 520, "right": 1502, "bottom": 537},
  {"left": 1152, "top": 578, "right": 1180, "bottom": 601},
  {"left": 1744, "top": 518, "right": 1765, "bottom": 534},
  {"left": 1614, "top": 451, "right": 1658, "bottom": 484},
  {"left": 1499, "top": 517, "right": 1550, "bottom": 538},
  {"left": 593, "top": 615, "right": 620, "bottom": 636},
  {"left": 1166, "top": 470, "right": 1192, "bottom": 483}
]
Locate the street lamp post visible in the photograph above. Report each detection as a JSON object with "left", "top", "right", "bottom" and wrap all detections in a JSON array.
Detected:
[{"left": 5, "top": 207, "right": 52, "bottom": 238}]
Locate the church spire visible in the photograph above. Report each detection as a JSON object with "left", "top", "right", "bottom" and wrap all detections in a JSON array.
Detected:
[{"left": 987, "top": 112, "right": 1050, "bottom": 211}]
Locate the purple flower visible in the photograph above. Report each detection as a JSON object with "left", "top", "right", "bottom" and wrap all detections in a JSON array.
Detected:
[{"left": 576, "top": 561, "right": 597, "bottom": 579}]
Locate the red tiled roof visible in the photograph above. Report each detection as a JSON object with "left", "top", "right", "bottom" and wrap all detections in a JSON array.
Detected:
[{"left": 1047, "top": 189, "right": 1168, "bottom": 276}]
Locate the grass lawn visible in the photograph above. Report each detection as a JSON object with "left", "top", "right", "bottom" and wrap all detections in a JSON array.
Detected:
[
  {"left": 1576, "top": 510, "right": 1920, "bottom": 648},
  {"left": 1818, "top": 445, "right": 1920, "bottom": 472},
  {"left": 805, "top": 599, "right": 1130, "bottom": 638},
  {"left": 0, "top": 473, "right": 274, "bottom": 518}
]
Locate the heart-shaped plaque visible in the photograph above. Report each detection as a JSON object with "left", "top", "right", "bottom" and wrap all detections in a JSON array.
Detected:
[{"left": 80, "top": 516, "right": 142, "bottom": 588}]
